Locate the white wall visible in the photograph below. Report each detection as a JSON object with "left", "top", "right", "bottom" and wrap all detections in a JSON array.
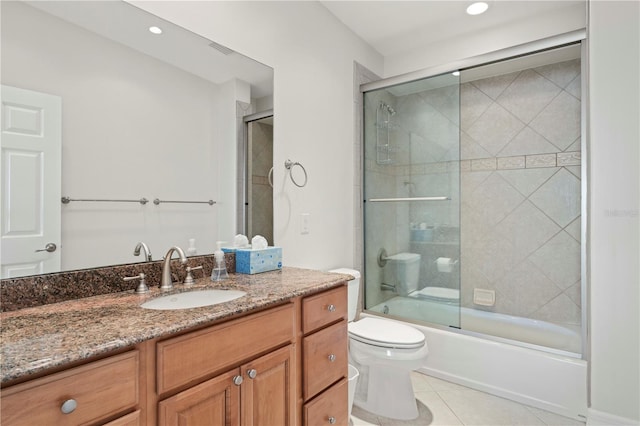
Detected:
[
  {"left": 587, "top": 1, "right": 640, "bottom": 424},
  {"left": 130, "top": 1, "right": 384, "bottom": 270}
]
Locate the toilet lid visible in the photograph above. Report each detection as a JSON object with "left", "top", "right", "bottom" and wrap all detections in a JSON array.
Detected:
[{"left": 348, "top": 317, "right": 425, "bottom": 349}]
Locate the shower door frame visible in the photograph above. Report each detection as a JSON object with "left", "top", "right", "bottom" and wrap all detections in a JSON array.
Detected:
[{"left": 359, "top": 29, "right": 589, "bottom": 360}]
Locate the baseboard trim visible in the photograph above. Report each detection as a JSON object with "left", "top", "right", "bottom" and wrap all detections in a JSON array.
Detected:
[{"left": 587, "top": 408, "right": 639, "bottom": 426}]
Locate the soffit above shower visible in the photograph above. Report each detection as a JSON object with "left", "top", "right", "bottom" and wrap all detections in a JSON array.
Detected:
[{"left": 321, "top": 1, "right": 586, "bottom": 58}]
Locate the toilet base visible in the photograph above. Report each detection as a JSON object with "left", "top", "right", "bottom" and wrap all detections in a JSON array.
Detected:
[{"left": 352, "top": 363, "right": 419, "bottom": 420}]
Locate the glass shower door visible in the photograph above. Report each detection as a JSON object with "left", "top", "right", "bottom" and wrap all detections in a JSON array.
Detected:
[{"left": 363, "top": 73, "right": 461, "bottom": 328}]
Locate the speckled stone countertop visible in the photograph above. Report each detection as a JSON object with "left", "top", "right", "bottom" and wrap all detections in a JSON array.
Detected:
[{"left": 0, "top": 267, "right": 351, "bottom": 385}]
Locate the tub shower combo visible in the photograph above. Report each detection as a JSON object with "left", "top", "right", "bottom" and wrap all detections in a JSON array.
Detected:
[{"left": 361, "top": 37, "right": 587, "bottom": 420}]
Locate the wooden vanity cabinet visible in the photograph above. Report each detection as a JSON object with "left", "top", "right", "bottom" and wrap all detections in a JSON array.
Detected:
[
  {"left": 0, "top": 282, "right": 349, "bottom": 426},
  {"left": 301, "top": 285, "right": 349, "bottom": 426},
  {"left": 0, "top": 350, "right": 140, "bottom": 426},
  {"left": 156, "top": 303, "right": 296, "bottom": 426}
]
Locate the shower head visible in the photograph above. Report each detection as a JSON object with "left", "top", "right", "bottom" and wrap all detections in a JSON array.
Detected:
[{"left": 379, "top": 102, "right": 396, "bottom": 116}]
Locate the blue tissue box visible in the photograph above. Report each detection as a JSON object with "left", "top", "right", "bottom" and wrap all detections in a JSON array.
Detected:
[{"left": 235, "top": 247, "right": 282, "bottom": 274}]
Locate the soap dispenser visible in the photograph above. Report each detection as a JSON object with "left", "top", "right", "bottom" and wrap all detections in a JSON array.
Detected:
[
  {"left": 211, "top": 241, "right": 229, "bottom": 281},
  {"left": 186, "top": 238, "right": 198, "bottom": 256}
]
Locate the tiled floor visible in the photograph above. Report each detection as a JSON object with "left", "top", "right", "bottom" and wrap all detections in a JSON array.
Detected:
[{"left": 350, "top": 372, "right": 586, "bottom": 426}]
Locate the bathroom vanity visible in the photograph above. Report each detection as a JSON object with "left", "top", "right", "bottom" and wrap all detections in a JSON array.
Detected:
[{"left": 0, "top": 267, "right": 350, "bottom": 426}]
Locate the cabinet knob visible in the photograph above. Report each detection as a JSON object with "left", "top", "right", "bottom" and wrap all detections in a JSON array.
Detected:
[
  {"left": 247, "top": 369, "right": 257, "bottom": 379},
  {"left": 60, "top": 399, "right": 77, "bottom": 414},
  {"left": 327, "top": 304, "right": 336, "bottom": 312},
  {"left": 328, "top": 416, "right": 336, "bottom": 424},
  {"left": 328, "top": 354, "right": 336, "bottom": 362},
  {"left": 233, "top": 375, "right": 243, "bottom": 386}
]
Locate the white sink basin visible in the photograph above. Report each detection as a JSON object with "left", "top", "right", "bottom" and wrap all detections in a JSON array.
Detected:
[{"left": 141, "top": 289, "right": 246, "bottom": 310}]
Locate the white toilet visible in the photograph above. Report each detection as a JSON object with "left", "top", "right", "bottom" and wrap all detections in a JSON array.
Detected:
[{"left": 330, "top": 268, "right": 429, "bottom": 420}]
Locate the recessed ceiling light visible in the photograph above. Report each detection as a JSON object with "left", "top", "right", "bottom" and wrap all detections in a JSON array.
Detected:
[
  {"left": 466, "top": 2, "right": 489, "bottom": 15},
  {"left": 148, "top": 26, "right": 163, "bottom": 35}
]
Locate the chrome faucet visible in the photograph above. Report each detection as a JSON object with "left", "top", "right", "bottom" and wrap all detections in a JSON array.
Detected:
[
  {"left": 133, "top": 242, "right": 152, "bottom": 262},
  {"left": 160, "top": 246, "right": 188, "bottom": 291}
]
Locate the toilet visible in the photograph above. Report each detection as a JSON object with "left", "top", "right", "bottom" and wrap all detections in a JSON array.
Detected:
[
  {"left": 330, "top": 268, "right": 429, "bottom": 420},
  {"left": 382, "top": 252, "right": 421, "bottom": 296}
]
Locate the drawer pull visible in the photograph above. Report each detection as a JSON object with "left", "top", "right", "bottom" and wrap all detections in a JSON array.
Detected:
[
  {"left": 327, "top": 304, "right": 336, "bottom": 312},
  {"left": 60, "top": 399, "right": 77, "bottom": 414},
  {"left": 328, "top": 416, "right": 337, "bottom": 424},
  {"left": 328, "top": 354, "right": 336, "bottom": 362},
  {"left": 247, "top": 369, "right": 257, "bottom": 379},
  {"left": 233, "top": 375, "right": 243, "bottom": 386}
]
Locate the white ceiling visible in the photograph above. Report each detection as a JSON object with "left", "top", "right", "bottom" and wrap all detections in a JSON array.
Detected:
[
  {"left": 25, "top": 0, "right": 274, "bottom": 98},
  {"left": 321, "top": 1, "right": 585, "bottom": 57}
]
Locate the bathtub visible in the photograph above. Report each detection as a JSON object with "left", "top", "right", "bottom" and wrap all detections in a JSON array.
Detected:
[{"left": 366, "top": 296, "right": 587, "bottom": 421}]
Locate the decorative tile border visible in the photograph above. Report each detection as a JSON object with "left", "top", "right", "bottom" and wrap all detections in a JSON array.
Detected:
[
  {"left": 472, "top": 157, "right": 497, "bottom": 171},
  {"left": 526, "top": 153, "right": 557, "bottom": 168},
  {"left": 365, "top": 151, "right": 581, "bottom": 176},
  {"left": 497, "top": 156, "right": 525, "bottom": 170},
  {"left": 557, "top": 151, "right": 581, "bottom": 166}
]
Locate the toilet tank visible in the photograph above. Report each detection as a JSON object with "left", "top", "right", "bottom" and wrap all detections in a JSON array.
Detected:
[
  {"left": 328, "top": 268, "right": 360, "bottom": 322},
  {"left": 383, "top": 253, "right": 421, "bottom": 296}
]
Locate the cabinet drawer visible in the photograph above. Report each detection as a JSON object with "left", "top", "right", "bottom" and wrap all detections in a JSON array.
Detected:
[
  {"left": 302, "top": 285, "right": 347, "bottom": 334},
  {"left": 157, "top": 303, "right": 294, "bottom": 394},
  {"left": 0, "top": 351, "right": 139, "bottom": 426},
  {"left": 303, "top": 320, "right": 347, "bottom": 400},
  {"left": 103, "top": 410, "right": 141, "bottom": 426},
  {"left": 304, "top": 378, "right": 348, "bottom": 426}
]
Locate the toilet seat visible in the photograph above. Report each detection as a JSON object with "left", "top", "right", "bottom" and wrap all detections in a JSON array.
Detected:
[{"left": 348, "top": 317, "right": 425, "bottom": 349}]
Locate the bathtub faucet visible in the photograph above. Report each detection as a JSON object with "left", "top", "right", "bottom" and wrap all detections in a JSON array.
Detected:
[{"left": 381, "top": 282, "right": 396, "bottom": 292}]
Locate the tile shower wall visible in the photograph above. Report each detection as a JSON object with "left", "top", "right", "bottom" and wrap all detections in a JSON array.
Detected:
[
  {"left": 364, "top": 59, "right": 582, "bottom": 331},
  {"left": 460, "top": 59, "right": 582, "bottom": 327},
  {"left": 249, "top": 122, "right": 274, "bottom": 245}
]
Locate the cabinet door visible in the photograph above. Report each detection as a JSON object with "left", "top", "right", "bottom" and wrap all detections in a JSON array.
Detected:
[
  {"left": 241, "top": 345, "right": 295, "bottom": 426},
  {"left": 158, "top": 369, "right": 240, "bottom": 426}
]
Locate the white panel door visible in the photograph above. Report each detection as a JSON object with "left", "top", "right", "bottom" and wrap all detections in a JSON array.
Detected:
[{"left": 1, "top": 85, "right": 62, "bottom": 278}]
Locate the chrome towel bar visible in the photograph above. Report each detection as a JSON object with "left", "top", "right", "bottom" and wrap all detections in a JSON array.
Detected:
[
  {"left": 153, "top": 199, "right": 215, "bottom": 205},
  {"left": 368, "top": 196, "right": 450, "bottom": 202},
  {"left": 61, "top": 197, "right": 216, "bottom": 205},
  {"left": 61, "top": 197, "right": 149, "bottom": 205}
]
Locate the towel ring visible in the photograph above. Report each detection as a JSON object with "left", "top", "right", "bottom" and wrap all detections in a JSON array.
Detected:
[
  {"left": 268, "top": 167, "right": 274, "bottom": 188},
  {"left": 284, "top": 159, "right": 308, "bottom": 188}
]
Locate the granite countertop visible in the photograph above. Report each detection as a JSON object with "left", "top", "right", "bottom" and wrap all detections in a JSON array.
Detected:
[{"left": 0, "top": 267, "right": 351, "bottom": 385}]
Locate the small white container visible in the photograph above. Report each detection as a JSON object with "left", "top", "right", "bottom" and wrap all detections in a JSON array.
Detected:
[{"left": 348, "top": 364, "right": 359, "bottom": 419}]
